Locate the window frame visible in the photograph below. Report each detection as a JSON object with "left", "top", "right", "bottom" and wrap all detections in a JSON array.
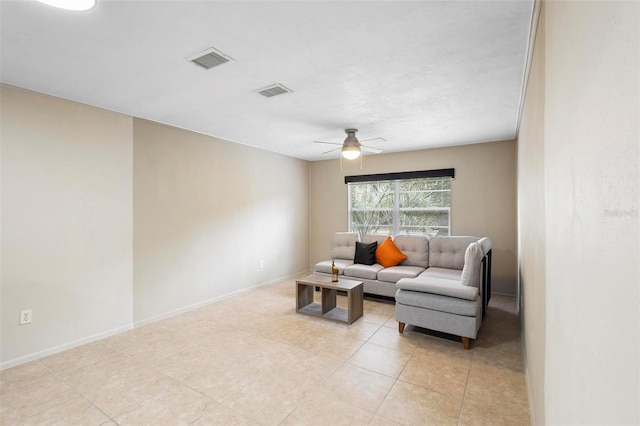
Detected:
[{"left": 346, "top": 169, "right": 454, "bottom": 237}]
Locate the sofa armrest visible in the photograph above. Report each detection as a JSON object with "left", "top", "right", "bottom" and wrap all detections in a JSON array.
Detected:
[
  {"left": 477, "top": 237, "right": 492, "bottom": 256},
  {"left": 396, "top": 277, "right": 479, "bottom": 301},
  {"left": 461, "top": 242, "right": 485, "bottom": 288}
]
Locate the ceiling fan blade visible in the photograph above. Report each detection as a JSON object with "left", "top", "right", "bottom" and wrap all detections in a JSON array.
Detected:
[
  {"left": 362, "top": 146, "right": 383, "bottom": 154},
  {"left": 359, "top": 137, "right": 387, "bottom": 144},
  {"left": 314, "top": 140, "right": 342, "bottom": 146},
  {"left": 322, "top": 147, "right": 343, "bottom": 154}
]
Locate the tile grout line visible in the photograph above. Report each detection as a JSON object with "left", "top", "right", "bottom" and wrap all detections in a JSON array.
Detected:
[
  {"left": 36, "top": 359, "right": 118, "bottom": 425},
  {"left": 456, "top": 348, "right": 476, "bottom": 425}
]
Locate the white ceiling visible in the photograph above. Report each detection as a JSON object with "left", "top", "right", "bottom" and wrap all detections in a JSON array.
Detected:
[{"left": 0, "top": 0, "right": 534, "bottom": 161}]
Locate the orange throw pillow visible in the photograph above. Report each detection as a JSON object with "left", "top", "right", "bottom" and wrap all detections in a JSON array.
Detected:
[{"left": 376, "top": 237, "right": 407, "bottom": 268}]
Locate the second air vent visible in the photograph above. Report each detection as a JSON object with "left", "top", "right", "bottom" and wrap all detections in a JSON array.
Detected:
[
  {"left": 257, "top": 83, "right": 293, "bottom": 98},
  {"left": 189, "top": 47, "right": 234, "bottom": 70}
]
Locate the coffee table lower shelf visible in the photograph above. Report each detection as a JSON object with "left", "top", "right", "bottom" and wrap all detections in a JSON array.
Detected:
[{"left": 297, "top": 303, "right": 351, "bottom": 322}]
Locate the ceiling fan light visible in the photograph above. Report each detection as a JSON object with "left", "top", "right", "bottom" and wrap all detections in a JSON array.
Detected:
[
  {"left": 37, "top": 0, "right": 96, "bottom": 11},
  {"left": 342, "top": 144, "right": 361, "bottom": 160}
]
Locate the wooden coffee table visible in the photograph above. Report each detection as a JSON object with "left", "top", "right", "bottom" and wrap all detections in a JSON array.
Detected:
[{"left": 296, "top": 275, "right": 363, "bottom": 324}]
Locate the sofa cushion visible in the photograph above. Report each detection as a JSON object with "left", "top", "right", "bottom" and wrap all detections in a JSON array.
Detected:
[
  {"left": 315, "top": 259, "right": 354, "bottom": 274},
  {"left": 377, "top": 265, "right": 424, "bottom": 283},
  {"left": 396, "top": 277, "right": 478, "bottom": 301},
  {"left": 354, "top": 241, "right": 377, "bottom": 265},
  {"left": 330, "top": 232, "right": 359, "bottom": 260},
  {"left": 362, "top": 234, "right": 388, "bottom": 246},
  {"left": 419, "top": 267, "right": 463, "bottom": 281},
  {"left": 428, "top": 236, "right": 478, "bottom": 270},
  {"left": 393, "top": 235, "right": 429, "bottom": 268},
  {"left": 376, "top": 237, "right": 408, "bottom": 268},
  {"left": 461, "top": 242, "right": 484, "bottom": 287},
  {"left": 395, "top": 289, "right": 478, "bottom": 316},
  {"left": 344, "top": 263, "right": 384, "bottom": 280}
]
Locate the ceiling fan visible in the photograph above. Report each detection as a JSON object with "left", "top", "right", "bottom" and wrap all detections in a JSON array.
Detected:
[{"left": 314, "top": 129, "right": 386, "bottom": 160}]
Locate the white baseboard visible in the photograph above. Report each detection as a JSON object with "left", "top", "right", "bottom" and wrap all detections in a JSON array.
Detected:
[
  {"left": 133, "top": 270, "right": 311, "bottom": 327},
  {"left": 0, "top": 323, "right": 133, "bottom": 371},
  {"left": 522, "top": 335, "right": 537, "bottom": 425},
  {"left": 1, "top": 270, "right": 311, "bottom": 372}
]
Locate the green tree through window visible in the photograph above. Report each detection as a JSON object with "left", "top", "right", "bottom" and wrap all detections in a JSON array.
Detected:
[{"left": 348, "top": 177, "right": 451, "bottom": 239}]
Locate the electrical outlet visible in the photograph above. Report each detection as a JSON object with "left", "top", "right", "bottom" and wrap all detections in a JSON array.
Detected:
[
  {"left": 259, "top": 260, "right": 264, "bottom": 269},
  {"left": 20, "top": 310, "right": 32, "bottom": 325}
]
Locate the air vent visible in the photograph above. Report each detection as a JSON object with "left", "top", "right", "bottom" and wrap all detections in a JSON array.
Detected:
[
  {"left": 257, "top": 83, "right": 293, "bottom": 98},
  {"left": 188, "top": 47, "right": 234, "bottom": 70}
]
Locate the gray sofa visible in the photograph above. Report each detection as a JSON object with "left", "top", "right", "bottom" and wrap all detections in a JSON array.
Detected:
[
  {"left": 314, "top": 232, "right": 432, "bottom": 298},
  {"left": 314, "top": 232, "right": 492, "bottom": 349}
]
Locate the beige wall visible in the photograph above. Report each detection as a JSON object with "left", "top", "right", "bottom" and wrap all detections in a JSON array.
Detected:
[
  {"left": 0, "top": 86, "right": 309, "bottom": 367},
  {"left": 517, "top": 2, "right": 545, "bottom": 424},
  {"left": 542, "top": 1, "right": 639, "bottom": 423},
  {"left": 519, "top": 1, "right": 639, "bottom": 423},
  {"left": 309, "top": 140, "right": 518, "bottom": 295},
  {"left": 1, "top": 85, "right": 134, "bottom": 366},
  {"left": 133, "top": 119, "right": 309, "bottom": 324}
]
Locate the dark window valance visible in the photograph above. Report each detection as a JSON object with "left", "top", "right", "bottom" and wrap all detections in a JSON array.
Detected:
[{"left": 344, "top": 168, "right": 455, "bottom": 184}]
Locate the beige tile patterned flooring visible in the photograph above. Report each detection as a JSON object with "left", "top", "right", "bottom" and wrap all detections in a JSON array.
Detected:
[{"left": 1, "top": 277, "right": 530, "bottom": 425}]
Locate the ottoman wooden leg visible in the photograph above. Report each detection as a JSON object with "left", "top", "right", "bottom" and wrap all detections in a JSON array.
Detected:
[
  {"left": 462, "top": 337, "right": 471, "bottom": 350},
  {"left": 398, "top": 322, "right": 406, "bottom": 333}
]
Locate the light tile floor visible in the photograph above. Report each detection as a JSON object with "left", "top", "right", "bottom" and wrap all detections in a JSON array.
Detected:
[{"left": 1, "top": 277, "right": 530, "bottom": 425}]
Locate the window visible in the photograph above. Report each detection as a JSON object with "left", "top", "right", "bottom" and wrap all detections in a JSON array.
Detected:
[{"left": 347, "top": 170, "right": 453, "bottom": 238}]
